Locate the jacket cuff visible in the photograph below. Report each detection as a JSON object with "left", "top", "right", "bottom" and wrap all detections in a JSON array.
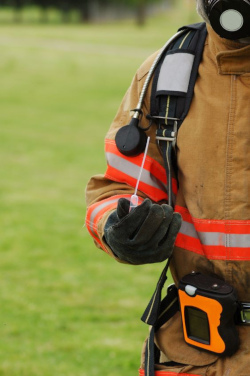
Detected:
[{"left": 85, "top": 194, "right": 138, "bottom": 262}]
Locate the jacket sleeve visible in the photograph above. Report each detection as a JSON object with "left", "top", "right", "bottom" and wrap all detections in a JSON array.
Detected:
[{"left": 85, "top": 51, "right": 171, "bottom": 260}]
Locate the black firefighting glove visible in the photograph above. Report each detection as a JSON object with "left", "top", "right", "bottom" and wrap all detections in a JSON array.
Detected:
[{"left": 104, "top": 198, "right": 182, "bottom": 265}]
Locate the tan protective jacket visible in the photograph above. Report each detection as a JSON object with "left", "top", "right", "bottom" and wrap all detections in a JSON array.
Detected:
[{"left": 85, "top": 25, "right": 250, "bottom": 375}]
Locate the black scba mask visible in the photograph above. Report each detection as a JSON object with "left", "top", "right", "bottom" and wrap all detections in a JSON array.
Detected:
[{"left": 205, "top": 0, "right": 250, "bottom": 39}]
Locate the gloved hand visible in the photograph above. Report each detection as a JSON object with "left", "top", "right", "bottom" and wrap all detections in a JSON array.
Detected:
[{"left": 104, "top": 198, "right": 182, "bottom": 265}]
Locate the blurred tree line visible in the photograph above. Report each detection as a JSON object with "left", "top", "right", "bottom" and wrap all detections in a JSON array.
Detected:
[{"left": 0, "top": 0, "right": 169, "bottom": 24}]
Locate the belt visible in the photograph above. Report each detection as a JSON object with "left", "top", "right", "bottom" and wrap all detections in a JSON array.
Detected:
[{"left": 236, "top": 302, "right": 250, "bottom": 325}]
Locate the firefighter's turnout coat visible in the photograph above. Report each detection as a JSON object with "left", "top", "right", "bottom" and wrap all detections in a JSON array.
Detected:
[{"left": 85, "top": 25, "right": 250, "bottom": 375}]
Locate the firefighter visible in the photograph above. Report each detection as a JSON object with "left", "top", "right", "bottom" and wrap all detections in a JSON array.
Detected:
[{"left": 85, "top": 0, "right": 250, "bottom": 375}]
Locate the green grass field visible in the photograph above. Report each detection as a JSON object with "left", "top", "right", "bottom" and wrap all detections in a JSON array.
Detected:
[{"left": 0, "top": 5, "right": 201, "bottom": 376}]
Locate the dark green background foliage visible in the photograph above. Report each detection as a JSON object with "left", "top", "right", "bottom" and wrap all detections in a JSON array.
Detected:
[{"left": 0, "top": 0, "right": 168, "bottom": 24}]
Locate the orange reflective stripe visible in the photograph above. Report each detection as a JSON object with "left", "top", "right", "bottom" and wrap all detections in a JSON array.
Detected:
[
  {"left": 106, "top": 165, "right": 167, "bottom": 202},
  {"left": 105, "top": 139, "right": 178, "bottom": 202},
  {"left": 139, "top": 369, "right": 202, "bottom": 376},
  {"left": 175, "top": 205, "right": 250, "bottom": 260},
  {"left": 195, "top": 220, "right": 250, "bottom": 234},
  {"left": 175, "top": 233, "right": 204, "bottom": 256},
  {"left": 86, "top": 194, "right": 143, "bottom": 252}
]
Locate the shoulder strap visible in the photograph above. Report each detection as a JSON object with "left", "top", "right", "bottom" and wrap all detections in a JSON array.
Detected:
[
  {"left": 149, "top": 22, "right": 207, "bottom": 128},
  {"left": 147, "top": 23, "right": 207, "bottom": 208}
]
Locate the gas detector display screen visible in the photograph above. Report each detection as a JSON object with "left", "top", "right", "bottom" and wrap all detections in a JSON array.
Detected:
[{"left": 185, "top": 306, "right": 210, "bottom": 345}]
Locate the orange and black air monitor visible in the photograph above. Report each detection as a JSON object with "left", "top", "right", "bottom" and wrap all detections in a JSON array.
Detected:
[{"left": 178, "top": 272, "right": 239, "bottom": 356}]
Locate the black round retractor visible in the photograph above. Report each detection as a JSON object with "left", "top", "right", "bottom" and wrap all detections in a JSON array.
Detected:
[{"left": 115, "top": 118, "right": 147, "bottom": 157}]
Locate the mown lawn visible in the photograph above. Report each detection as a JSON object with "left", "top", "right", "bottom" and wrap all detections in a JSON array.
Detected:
[{"left": 0, "top": 5, "right": 201, "bottom": 376}]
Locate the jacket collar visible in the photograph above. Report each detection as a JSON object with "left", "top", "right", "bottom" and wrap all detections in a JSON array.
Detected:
[{"left": 207, "top": 25, "right": 250, "bottom": 75}]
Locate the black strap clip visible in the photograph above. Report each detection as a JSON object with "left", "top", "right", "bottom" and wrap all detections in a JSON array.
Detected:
[{"left": 156, "top": 120, "right": 178, "bottom": 148}]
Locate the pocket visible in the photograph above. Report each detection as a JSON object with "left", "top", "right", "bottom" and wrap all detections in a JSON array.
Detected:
[{"left": 154, "top": 312, "right": 218, "bottom": 367}]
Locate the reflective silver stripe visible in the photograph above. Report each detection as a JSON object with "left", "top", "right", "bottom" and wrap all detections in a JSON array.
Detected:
[
  {"left": 179, "top": 220, "right": 250, "bottom": 248},
  {"left": 228, "top": 234, "right": 250, "bottom": 248},
  {"left": 179, "top": 220, "right": 199, "bottom": 239},
  {"left": 199, "top": 232, "right": 250, "bottom": 248},
  {"left": 89, "top": 198, "right": 120, "bottom": 236},
  {"left": 199, "top": 231, "right": 225, "bottom": 246},
  {"left": 106, "top": 152, "right": 167, "bottom": 193}
]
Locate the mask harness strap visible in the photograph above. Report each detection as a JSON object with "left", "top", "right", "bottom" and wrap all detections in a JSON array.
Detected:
[{"left": 141, "top": 23, "right": 208, "bottom": 376}]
